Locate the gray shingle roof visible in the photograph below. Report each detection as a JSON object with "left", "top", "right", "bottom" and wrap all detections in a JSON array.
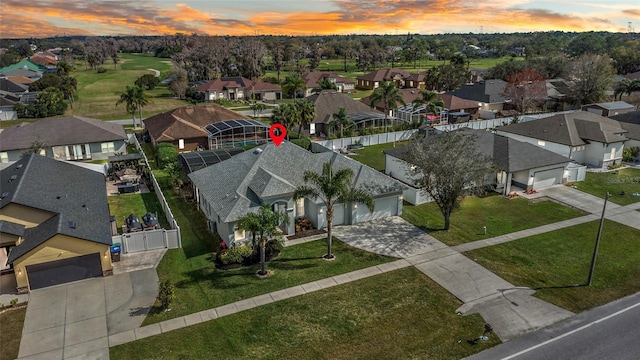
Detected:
[
  {"left": 385, "top": 128, "right": 571, "bottom": 173},
  {"left": 498, "top": 111, "right": 627, "bottom": 146},
  {"left": 446, "top": 80, "right": 507, "bottom": 104},
  {"left": 3, "top": 154, "right": 112, "bottom": 263},
  {"left": 0, "top": 220, "right": 25, "bottom": 237},
  {"left": 306, "top": 91, "right": 383, "bottom": 124},
  {"left": 610, "top": 111, "right": 640, "bottom": 140},
  {"left": 585, "top": 101, "right": 635, "bottom": 111},
  {"left": 189, "top": 142, "right": 406, "bottom": 223},
  {"left": 0, "top": 116, "right": 127, "bottom": 152}
]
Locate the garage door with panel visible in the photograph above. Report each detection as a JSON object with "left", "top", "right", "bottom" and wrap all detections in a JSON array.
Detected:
[
  {"left": 532, "top": 167, "right": 563, "bottom": 190},
  {"left": 355, "top": 196, "right": 398, "bottom": 223},
  {"left": 332, "top": 203, "right": 346, "bottom": 226},
  {"left": 26, "top": 253, "right": 102, "bottom": 290}
]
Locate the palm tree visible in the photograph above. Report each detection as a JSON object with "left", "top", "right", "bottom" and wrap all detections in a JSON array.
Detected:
[
  {"left": 236, "top": 204, "right": 289, "bottom": 276},
  {"left": 312, "top": 78, "right": 338, "bottom": 94},
  {"left": 282, "top": 74, "right": 306, "bottom": 100},
  {"left": 133, "top": 85, "right": 152, "bottom": 124},
  {"left": 271, "top": 103, "right": 297, "bottom": 140},
  {"left": 331, "top": 107, "right": 352, "bottom": 138},
  {"left": 614, "top": 79, "right": 640, "bottom": 100},
  {"left": 412, "top": 90, "right": 444, "bottom": 124},
  {"left": 116, "top": 85, "right": 139, "bottom": 127},
  {"left": 295, "top": 100, "right": 316, "bottom": 136},
  {"left": 369, "top": 81, "right": 406, "bottom": 132},
  {"left": 293, "top": 162, "right": 374, "bottom": 259}
]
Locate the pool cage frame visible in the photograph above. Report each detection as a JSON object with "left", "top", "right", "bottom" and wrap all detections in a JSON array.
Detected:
[
  {"left": 206, "top": 119, "right": 271, "bottom": 149},
  {"left": 394, "top": 104, "right": 447, "bottom": 125}
]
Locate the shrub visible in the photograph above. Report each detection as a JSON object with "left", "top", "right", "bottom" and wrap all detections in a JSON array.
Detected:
[
  {"left": 10, "top": 298, "right": 18, "bottom": 307},
  {"left": 158, "top": 280, "right": 174, "bottom": 311},
  {"left": 96, "top": 67, "right": 107, "bottom": 73},
  {"left": 261, "top": 75, "right": 279, "bottom": 84},
  {"left": 135, "top": 74, "right": 160, "bottom": 90},
  {"left": 157, "top": 143, "right": 179, "bottom": 167},
  {"left": 291, "top": 137, "right": 311, "bottom": 150},
  {"left": 219, "top": 244, "right": 253, "bottom": 265},
  {"left": 266, "top": 239, "right": 283, "bottom": 255},
  {"left": 623, "top": 147, "right": 639, "bottom": 162}
]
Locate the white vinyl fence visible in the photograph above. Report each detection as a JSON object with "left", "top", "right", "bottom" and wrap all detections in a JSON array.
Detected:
[
  {"left": 434, "top": 110, "right": 580, "bottom": 132},
  {"left": 312, "top": 130, "right": 417, "bottom": 152},
  {"left": 112, "top": 229, "right": 181, "bottom": 254},
  {"left": 130, "top": 134, "right": 182, "bottom": 248}
]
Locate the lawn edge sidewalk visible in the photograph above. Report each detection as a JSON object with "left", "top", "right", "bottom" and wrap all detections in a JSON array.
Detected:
[{"left": 108, "top": 259, "right": 411, "bottom": 347}]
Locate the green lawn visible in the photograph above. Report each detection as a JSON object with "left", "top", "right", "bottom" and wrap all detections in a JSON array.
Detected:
[
  {"left": 112, "top": 267, "right": 499, "bottom": 360},
  {"left": 107, "top": 193, "right": 169, "bottom": 233},
  {"left": 0, "top": 307, "right": 26, "bottom": 360},
  {"left": 69, "top": 53, "right": 187, "bottom": 120},
  {"left": 572, "top": 168, "right": 640, "bottom": 205},
  {"left": 466, "top": 220, "right": 640, "bottom": 313},
  {"left": 143, "top": 170, "right": 393, "bottom": 325},
  {"left": 348, "top": 141, "right": 410, "bottom": 172},
  {"left": 401, "top": 194, "right": 585, "bottom": 246}
]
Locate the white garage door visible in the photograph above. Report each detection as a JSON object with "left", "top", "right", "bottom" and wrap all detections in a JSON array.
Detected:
[
  {"left": 355, "top": 196, "right": 398, "bottom": 223},
  {"left": 533, "top": 167, "right": 563, "bottom": 190},
  {"left": 333, "top": 203, "right": 346, "bottom": 226}
]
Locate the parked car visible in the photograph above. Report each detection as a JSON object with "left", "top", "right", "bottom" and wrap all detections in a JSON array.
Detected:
[
  {"left": 125, "top": 214, "right": 143, "bottom": 232},
  {"left": 142, "top": 212, "right": 160, "bottom": 230}
]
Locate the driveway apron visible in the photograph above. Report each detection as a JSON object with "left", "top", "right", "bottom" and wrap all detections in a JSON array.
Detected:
[{"left": 18, "top": 268, "right": 158, "bottom": 360}]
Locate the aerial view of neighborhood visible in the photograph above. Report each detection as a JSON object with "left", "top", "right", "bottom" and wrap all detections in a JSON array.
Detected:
[{"left": 1, "top": 0, "right": 640, "bottom": 359}]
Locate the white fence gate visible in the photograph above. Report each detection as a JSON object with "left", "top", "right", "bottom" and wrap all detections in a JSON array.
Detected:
[{"left": 112, "top": 229, "right": 181, "bottom": 254}]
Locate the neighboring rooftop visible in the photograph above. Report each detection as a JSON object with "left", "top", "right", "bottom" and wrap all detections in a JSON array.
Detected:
[
  {"left": 306, "top": 91, "right": 383, "bottom": 124},
  {"left": 0, "top": 116, "right": 127, "bottom": 152},
  {"left": 356, "top": 68, "right": 411, "bottom": 82},
  {"left": 582, "top": 101, "right": 635, "bottom": 111},
  {"left": 385, "top": 128, "right": 571, "bottom": 173},
  {"left": 446, "top": 79, "right": 507, "bottom": 104},
  {"left": 498, "top": 111, "right": 628, "bottom": 146},
  {"left": 2, "top": 154, "right": 112, "bottom": 263}
]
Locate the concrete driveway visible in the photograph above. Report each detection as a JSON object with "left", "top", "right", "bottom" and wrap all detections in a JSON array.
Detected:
[{"left": 18, "top": 269, "right": 158, "bottom": 360}]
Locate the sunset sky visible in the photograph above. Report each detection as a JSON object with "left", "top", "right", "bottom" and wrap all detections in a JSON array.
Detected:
[{"left": 1, "top": 0, "right": 638, "bottom": 38}]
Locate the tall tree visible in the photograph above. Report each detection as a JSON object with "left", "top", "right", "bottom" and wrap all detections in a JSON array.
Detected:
[
  {"left": 503, "top": 69, "right": 547, "bottom": 114},
  {"left": 271, "top": 103, "right": 297, "bottom": 140},
  {"left": 236, "top": 204, "right": 289, "bottom": 276},
  {"left": 406, "top": 131, "right": 493, "bottom": 230},
  {"left": 312, "top": 78, "right": 338, "bottom": 94},
  {"left": 293, "top": 162, "right": 374, "bottom": 259},
  {"left": 116, "top": 85, "right": 139, "bottom": 127},
  {"left": 369, "top": 81, "right": 405, "bottom": 131},
  {"left": 295, "top": 100, "right": 316, "bottom": 136},
  {"left": 564, "top": 54, "right": 614, "bottom": 105},
  {"left": 282, "top": 74, "right": 306, "bottom": 100},
  {"left": 133, "top": 85, "right": 152, "bottom": 123},
  {"left": 614, "top": 79, "right": 640, "bottom": 100},
  {"left": 331, "top": 107, "right": 352, "bottom": 138},
  {"left": 412, "top": 90, "right": 444, "bottom": 121}
]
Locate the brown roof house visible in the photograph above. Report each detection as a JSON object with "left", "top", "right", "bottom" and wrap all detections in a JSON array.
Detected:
[
  {"left": 1, "top": 154, "right": 113, "bottom": 292},
  {"left": 302, "top": 71, "right": 355, "bottom": 97},
  {"left": 356, "top": 68, "right": 410, "bottom": 90},
  {"left": 496, "top": 111, "right": 628, "bottom": 170},
  {"left": 0, "top": 116, "right": 128, "bottom": 164},
  {"left": 196, "top": 77, "right": 282, "bottom": 101},
  {"left": 304, "top": 91, "right": 385, "bottom": 136},
  {"left": 143, "top": 105, "right": 268, "bottom": 151}
]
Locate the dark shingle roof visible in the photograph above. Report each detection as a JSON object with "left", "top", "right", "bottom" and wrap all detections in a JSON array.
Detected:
[
  {"left": 0, "top": 220, "right": 25, "bottom": 237},
  {"left": 498, "top": 111, "right": 627, "bottom": 146},
  {"left": 306, "top": 91, "right": 383, "bottom": 124},
  {"left": 0, "top": 116, "right": 127, "bottom": 152},
  {"left": 188, "top": 142, "right": 406, "bottom": 223},
  {"left": 610, "top": 111, "right": 640, "bottom": 140},
  {"left": 446, "top": 80, "right": 507, "bottom": 104},
  {"left": 385, "top": 128, "right": 570, "bottom": 173},
  {"left": 3, "top": 154, "right": 112, "bottom": 263}
]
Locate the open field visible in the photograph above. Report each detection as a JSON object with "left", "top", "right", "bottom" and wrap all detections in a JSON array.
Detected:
[
  {"left": 401, "top": 194, "right": 585, "bottom": 246},
  {"left": 69, "top": 54, "right": 186, "bottom": 120},
  {"left": 0, "top": 307, "right": 26, "bottom": 360},
  {"left": 467, "top": 220, "right": 640, "bottom": 313},
  {"left": 111, "top": 267, "right": 500, "bottom": 360},
  {"left": 572, "top": 168, "right": 640, "bottom": 205}
]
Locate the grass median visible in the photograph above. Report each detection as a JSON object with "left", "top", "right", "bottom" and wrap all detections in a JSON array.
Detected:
[
  {"left": 466, "top": 220, "right": 640, "bottom": 313},
  {"left": 112, "top": 267, "right": 500, "bottom": 360},
  {"left": 402, "top": 194, "right": 585, "bottom": 246}
]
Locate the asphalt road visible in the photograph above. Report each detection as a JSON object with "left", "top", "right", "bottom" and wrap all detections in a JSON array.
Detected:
[{"left": 467, "top": 291, "right": 640, "bottom": 360}]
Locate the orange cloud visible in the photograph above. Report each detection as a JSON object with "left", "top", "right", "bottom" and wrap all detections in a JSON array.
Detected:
[{"left": 0, "top": 0, "right": 630, "bottom": 38}]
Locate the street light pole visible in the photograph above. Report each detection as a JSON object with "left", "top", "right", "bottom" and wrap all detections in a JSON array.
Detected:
[{"left": 588, "top": 192, "right": 609, "bottom": 286}]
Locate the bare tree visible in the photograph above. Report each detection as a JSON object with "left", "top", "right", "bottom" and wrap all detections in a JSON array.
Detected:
[
  {"left": 503, "top": 69, "right": 547, "bottom": 114},
  {"left": 406, "top": 131, "right": 493, "bottom": 230},
  {"left": 564, "top": 53, "right": 614, "bottom": 105}
]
